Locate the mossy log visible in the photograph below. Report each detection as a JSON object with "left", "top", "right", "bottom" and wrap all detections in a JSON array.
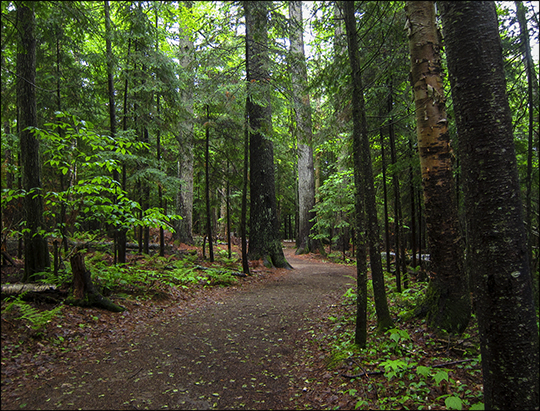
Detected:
[{"left": 67, "top": 253, "right": 125, "bottom": 312}]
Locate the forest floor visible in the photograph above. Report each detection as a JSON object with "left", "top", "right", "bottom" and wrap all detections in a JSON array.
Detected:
[{"left": 1, "top": 241, "right": 483, "bottom": 410}]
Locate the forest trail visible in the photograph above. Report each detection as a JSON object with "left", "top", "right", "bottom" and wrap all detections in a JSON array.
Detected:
[{"left": 9, "top": 245, "right": 357, "bottom": 410}]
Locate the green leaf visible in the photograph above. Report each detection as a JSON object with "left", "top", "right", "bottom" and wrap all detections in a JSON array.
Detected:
[
  {"left": 469, "top": 403, "right": 484, "bottom": 410},
  {"left": 416, "top": 365, "right": 431, "bottom": 378},
  {"left": 444, "top": 396, "right": 463, "bottom": 410},
  {"left": 433, "top": 370, "right": 449, "bottom": 385}
]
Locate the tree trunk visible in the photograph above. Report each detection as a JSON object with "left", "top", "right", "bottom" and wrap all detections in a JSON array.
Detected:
[
  {"left": 205, "top": 105, "right": 214, "bottom": 262},
  {"left": 380, "top": 120, "right": 392, "bottom": 274},
  {"left": 289, "top": 1, "right": 322, "bottom": 256},
  {"left": 387, "top": 80, "right": 403, "bottom": 293},
  {"left": 408, "top": 136, "right": 417, "bottom": 273},
  {"left": 441, "top": 2, "right": 539, "bottom": 409},
  {"left": 226, "top": 161, "right": 232, "bottom": 259},
  {"left": 104, "top": 0, "right": 122, "bottom": 263},
  {"left": 343, "top": 1, "right": 393, "bottom": 334},
  {"left": 68, "top": 253, "right": 124, "bottom": 312},
  {"left": 245, "top": 1, "right": 290, "bottom": 269},
  {"left": 118, "top": 37, "right": 132, "bottom": 265},
  {"left": 406, "top": 1, "right": 470, "bottom": 335},
  {"left": 17, "top": 2, "right": 50, "bottom": 281},
  {"left": 515, "top": 0, "right": 538, "bottom": 289},
  {"left": 155, "top": 9, "right": 164, "bottom": 258},
  {"left": 241, "top": 108, "right": 251, "bottom": 275},
  {"left": 175, "top": 15, "right": 195, "bottom": 245}
]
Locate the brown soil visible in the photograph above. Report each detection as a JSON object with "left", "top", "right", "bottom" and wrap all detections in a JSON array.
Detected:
[{"left": 1, "top": 244, "right": 357, "bottom": 410}]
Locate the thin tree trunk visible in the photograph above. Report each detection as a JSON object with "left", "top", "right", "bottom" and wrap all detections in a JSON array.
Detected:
[
  {"left": 155, "top": 9, "right": 164, "bottom": 258},
  {"left": 408, "top": 136, "right": 417, "bottom": 271},
  {"left": 54, "top": 26, "right": 68, "bottom": 256},
  {"left": 406, "top": 1, "right": 470, "bottom": 335},
  {"left": 142, "top": 127, "right": 150, "bottom": 255},
  {"left": 226, "top": 161, "right": 231, "bottom": 259},
  {"left": 388, "top": 80, "right": 402, "bottom": 292},
  {"left": 205, "top": 105, "right": 214, "bottom": 262},
  {"left": 515, "top": 0, "right": 538, "bottom": 280},
  {"left": 380, "top": 121, "right": 391, "bottom": 274},
  {"left": 104, "top": 0, "right": 121, "bottom": 263},
  {"left": 343, "top": 1, "right": 393, "bottom": 334},
  {"left": 441, "top": 2, "right": 539, "bottom": 408},
  {"left": 241, "top": 108, "right": 250, "bottom": 275},
  {"left": 117, "top": 38, "right": 131, "bottom": 265}
]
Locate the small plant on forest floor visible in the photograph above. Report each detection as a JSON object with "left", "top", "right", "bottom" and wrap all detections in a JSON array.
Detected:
[
  {"left": 314, "top": 286, "right": 485, "bottom": 411},
  {"left": 2, "top": 295, "right": 63, "bottom": 334}
]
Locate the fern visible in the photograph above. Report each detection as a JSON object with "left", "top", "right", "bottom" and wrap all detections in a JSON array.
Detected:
[{"left": 3, "top": 295, "right": 63, "bottom": 330}]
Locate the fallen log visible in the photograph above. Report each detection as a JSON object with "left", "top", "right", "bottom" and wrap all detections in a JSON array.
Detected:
[{"left": 1, "top": 283, "right": 68, "bottom": 303}]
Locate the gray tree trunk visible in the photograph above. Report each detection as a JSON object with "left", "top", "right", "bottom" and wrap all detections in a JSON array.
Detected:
[
  {"left": 175, "top": 12, "right": 195, "bottom": 244},
  {"left": 289, "top": 1, "right": 321, "bottom": 255},
  {"left": 441, "top": 2, "right": 539, "bottom": 409}
]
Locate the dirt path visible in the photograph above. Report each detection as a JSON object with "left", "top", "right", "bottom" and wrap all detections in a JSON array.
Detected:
[{"left": 8, "top": 246, "right": 356, "bottom": 410}]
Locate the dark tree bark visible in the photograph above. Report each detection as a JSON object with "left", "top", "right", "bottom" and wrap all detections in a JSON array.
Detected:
[
  {"left": 226, "top": 161, "right": 232, "bottom": 259},
  {"left": 343, "top": 1, "right": 393, "bottom": 334},
  {"left": 17, "top": 2, "right": 50, "bottom": 281},
  {"left": 289, "top": 1, "right": 322, "bottom": 256},
  {"left": 241, "top": 108, "right": 251, "bottom": 275},
  {"left": 406, "top": 1, "right": 470, "bottom": 335},
  {"left": 245, "top": 1, "right": 290, "bottom": 269},
  {"left": 441, "top": 2, "right": 539, "bottom": 409},
  {"left": 408, "top": 136, "right": 417, "bottom": 273},
  {"left": 515, "top": 0, "right": 539, "bottom": 282},
  {"left": 205, "top": 105, "right": 214, "bottom": 262},
  {"left": 104, "top": 0, "right": 122, "bottom": 263},
  {"left": 117, "top": 37, "right": 132, "bottom": 265},
  {"left": 343, "top": 1, "right": 367, "bottom": 347},
  {"left": 387, "top": 80, "right": 404, "bottom": 292},
  {"left": 155, "top": 8, "right": 164, "bottom": 258},
  {"left": 379, "top": 119, "right": 392, "bottom": 274}
]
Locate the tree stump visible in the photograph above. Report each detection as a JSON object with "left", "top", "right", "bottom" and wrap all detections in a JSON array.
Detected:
[{"left": 68, "top": 252, "right": 125, "bottom": 312}]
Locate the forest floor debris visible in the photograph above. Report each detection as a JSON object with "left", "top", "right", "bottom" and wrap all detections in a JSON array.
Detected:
[{"left": 1, "top": 242, "right": 483, "bottom": 410}]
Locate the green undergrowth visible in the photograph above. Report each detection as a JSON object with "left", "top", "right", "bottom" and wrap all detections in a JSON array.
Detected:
[
  {"left": 2, "top": 248, "right": 243, "bottom": 335},
  {"left": 310, "top": 269, "right": 484, "bottom": 410},
  {"left": 83, "top": 250, "right": 241, "bottom": 298}
]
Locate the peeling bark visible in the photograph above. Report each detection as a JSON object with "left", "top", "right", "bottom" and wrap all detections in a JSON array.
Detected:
[{"left": 406, "top": 1, "right": 470, "bottom": 336}]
